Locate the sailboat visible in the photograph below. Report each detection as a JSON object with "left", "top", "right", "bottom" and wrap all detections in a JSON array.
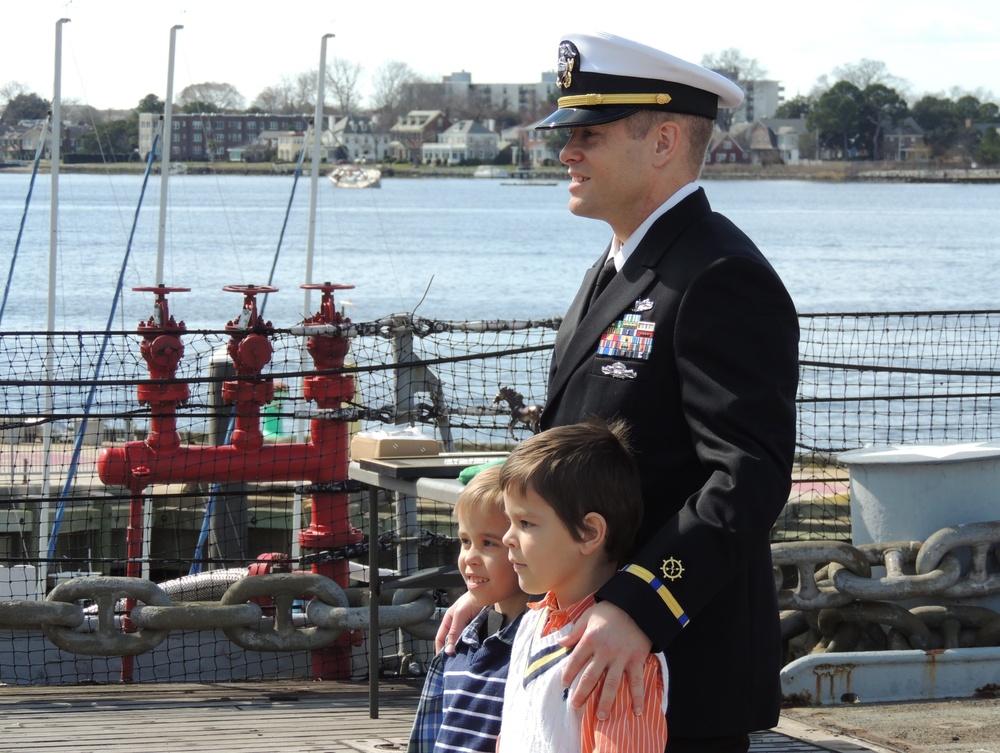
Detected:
[{"left": 327, "top": 160, "right": 381, "bottom": 188}]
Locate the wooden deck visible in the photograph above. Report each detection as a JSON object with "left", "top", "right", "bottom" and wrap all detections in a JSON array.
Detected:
[
  {"left": 0, "top": 680, "right": 911, "bottom": 753},
  {"left": 0, "top": 681, "right": 422, "bottom": 753}
]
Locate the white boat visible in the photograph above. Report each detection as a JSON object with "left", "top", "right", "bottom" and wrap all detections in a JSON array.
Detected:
[
  {"left": 328, "top": 163, "right": 382, "bottom": 188},
  {"left": 473, "top": 165, "right": 510, "bottom": 179}
]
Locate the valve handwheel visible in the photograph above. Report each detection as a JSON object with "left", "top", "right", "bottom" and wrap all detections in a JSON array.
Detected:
[{"left": 223, "top": 283, "right": 279, "bottom": 295}]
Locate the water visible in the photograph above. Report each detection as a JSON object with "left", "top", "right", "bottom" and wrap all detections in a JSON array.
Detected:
[{"left": 2, "top": 172, "right": 999, "bottom": 331}]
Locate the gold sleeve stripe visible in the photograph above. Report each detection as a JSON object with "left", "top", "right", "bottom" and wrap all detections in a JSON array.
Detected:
[
  {"left": 557, "top": 92, "right": 673, "bottom": 108},
  {"left": 623, "top": 563, "right": 689, "bottom": 627}
]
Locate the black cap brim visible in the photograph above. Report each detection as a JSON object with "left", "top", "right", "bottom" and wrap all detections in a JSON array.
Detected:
[{"left": 534, "top": 105, "right": 640, "bottom": 130}]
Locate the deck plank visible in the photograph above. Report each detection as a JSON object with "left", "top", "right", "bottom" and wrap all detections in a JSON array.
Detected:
[
  {"left": 0, "top": 682, "right": 420, "bottom": 753},
  {"left": 0, "top": 681, "right": 910, "bottom": 753}
]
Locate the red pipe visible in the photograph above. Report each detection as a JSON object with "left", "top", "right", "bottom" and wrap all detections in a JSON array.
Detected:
[{"left": 99, "top": 283, "right": 363, "bottom": 681}]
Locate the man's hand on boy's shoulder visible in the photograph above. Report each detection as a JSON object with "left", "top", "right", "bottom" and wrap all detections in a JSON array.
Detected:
[
  {"left": 557, "top": 601, "right": 652, "bottom": 720},
  {"left": 435, "top": 591, "right": 481, "bottom": 654}
]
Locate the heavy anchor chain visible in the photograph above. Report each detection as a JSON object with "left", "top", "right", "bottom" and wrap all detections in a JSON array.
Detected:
[
  {"left": 916, "top": 521, "right": 1000, "bottom": 598},
  {"left": 43, "top": 577, "right": 173, "bottom": 656},
  {"left": 776, "top": 520, "right": 1000, "bottom": 653},
  {"left": 827, "top": 541, "right": 962, "bottom": 600},
  {"left": 221, "top": 572, "right": 349, "bottom": 651},
  {"left": 0, "top": 572, "right": 441, "bottom": 658},
  {"left": 773, "top": 541, "right": 869, "bottom": 610}
]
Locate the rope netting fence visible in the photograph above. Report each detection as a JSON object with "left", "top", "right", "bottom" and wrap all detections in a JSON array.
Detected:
[{"left": 1, "top": 308, "right": 999, "bottom": 683}]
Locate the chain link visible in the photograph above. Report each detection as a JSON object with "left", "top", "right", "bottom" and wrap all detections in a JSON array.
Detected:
[
  {"left": 1, "top": 519, "right": 997, "bottom": 660},
  {"left": 777, "top": 519, "right": 1000, "bottom": 654},
  {"left": 43, "top": 577, "right": 172, "bottom": 656}
]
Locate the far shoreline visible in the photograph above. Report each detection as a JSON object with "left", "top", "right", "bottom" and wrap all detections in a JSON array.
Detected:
[{"left": 3, "top": 161, "right": 1000, "bottom": 184}]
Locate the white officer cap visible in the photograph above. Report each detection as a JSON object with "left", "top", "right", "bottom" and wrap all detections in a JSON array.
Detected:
[{"left": 536, "top": 31, "right": 744, "bottom": 129}]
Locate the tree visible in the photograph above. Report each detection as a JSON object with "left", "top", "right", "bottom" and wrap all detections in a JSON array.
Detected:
[
  {"left": 910, "top": 96, "right": 961, "bottom": 157},
  {"left": 807, "top": 81, "right": 864, "bottom": 157},
  {"left": 774, "top": 95, "right": 813, "bottom": 120},
  {"left": 251, "top": 84, "right": 292, "bottom": 113},
  {"left": 251, "top": 74, "right": 315, "bottom": 114},
  {"left": 79, "top": 119, "right": 131, "bottom": 159},
  {"left": 979, "top": 102, "right": 1000, "bottom": 122},
  {"left": 124, "top": 94, "right": 165, "bottom": 151},
  {"left": 1, "top": 91, "right": 50, "bottom": 124},
  {"left": 859, "top": 84, "right": 908, "bottom": 160},
  {"left": 0, "top": 80, "right": 29, "bottom": 108},
  {"left": 136, "top": 93, "right": 165, "bottom": 114},
  {"left": 176, "top": 82, "right": 246, "bottom": 112},
  {"left": 701, "top": 48, "right": 766, "bottom": 82},
  {"left": 326, "top": 57, "right": 363, "bottom": 113},
  {"left": 181, "top": 100, "right": 221, "bottom": 114},
  {"left": 371, "top": 60, "right": 419, "bottom": 125},
  {"left": 701, "top": 48, "right": 766, "bottom": 130},
  {"left": 977, "top": 127, "right": 1000, "bottom": 166},
  {"left": 832, "top": 59, "right": 906, "bottom": 92},
  {"left": 371, "top": 61, "right": 416, "bottom": 110},
  {"left": 290, "top": 72, "right": 318, "bottom": 112}
]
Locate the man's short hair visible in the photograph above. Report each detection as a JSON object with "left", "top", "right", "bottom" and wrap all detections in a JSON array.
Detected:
[
  {"left": 625, "top": 110, "right": 714, "bottom": 175},
  {"left": 499, "top": 418, "right": 643, "bottom": 564}
]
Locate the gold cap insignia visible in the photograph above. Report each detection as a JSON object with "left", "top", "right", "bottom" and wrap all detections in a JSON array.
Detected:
[{"left": 556, "top": 41, "right": 578, "bottom": 90}]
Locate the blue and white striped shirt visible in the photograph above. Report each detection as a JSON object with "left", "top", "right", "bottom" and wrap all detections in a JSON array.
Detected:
[{"left": 408, "top": 607, "right": 524, "bottom": 753}]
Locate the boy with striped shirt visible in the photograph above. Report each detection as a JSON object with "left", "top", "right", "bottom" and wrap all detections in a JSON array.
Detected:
[{"left": 407, "top": 464, "right": 529, "bottom": 753}]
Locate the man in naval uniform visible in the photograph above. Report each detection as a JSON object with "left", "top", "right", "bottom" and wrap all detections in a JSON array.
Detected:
[{"left": 537, "top": 32, "right": 799, "bottom": 752}]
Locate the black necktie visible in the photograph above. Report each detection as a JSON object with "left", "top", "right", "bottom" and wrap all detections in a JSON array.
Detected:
[{"left": 587, "top": 258, "right": 616, "bottom": 312}]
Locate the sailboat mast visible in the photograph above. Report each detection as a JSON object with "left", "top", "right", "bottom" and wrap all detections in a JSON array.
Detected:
[
  {"left": 40, "top": 16, "right": 71, "bottom": 593},
  {"left": 47, "top": 18, "right": 69, "bottom": 334},
  {"left": 156, "top": 24, "right": 183, "bottom": 286},
  {"left": 304, "top": 33, "right": 334, "bottom": 318}
]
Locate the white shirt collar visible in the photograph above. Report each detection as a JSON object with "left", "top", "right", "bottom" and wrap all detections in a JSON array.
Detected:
[{"left": 611, "top": 181, "right": 700, "bottom": 271}]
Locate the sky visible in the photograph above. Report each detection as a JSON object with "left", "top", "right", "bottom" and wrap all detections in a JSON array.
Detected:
[{"left": 3, "top": 0, "right": 999, "bottom": 112}]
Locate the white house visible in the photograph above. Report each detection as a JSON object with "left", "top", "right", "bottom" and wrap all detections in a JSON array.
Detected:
[{"left": 421, "top": 119, "right": 499, "bottom": 165}]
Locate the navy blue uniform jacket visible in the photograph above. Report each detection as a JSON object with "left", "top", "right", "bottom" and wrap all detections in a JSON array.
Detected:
[{"left": 541, "top": 188, "right": 799, "bottom": 738}]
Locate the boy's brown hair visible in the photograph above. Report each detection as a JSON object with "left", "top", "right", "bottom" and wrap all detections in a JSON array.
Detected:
[
  {"left": 498, "top": 418, "right": 642, "bottom": 565},
  {"left": 454, "top": 463, "right": 505, "bottom": 519}
]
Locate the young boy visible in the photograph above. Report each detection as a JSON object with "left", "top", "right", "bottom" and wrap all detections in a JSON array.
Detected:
[
  {"left": 407, "top": 464, "right": 530, "bottom": 753},
  {"left": 497, "top": 419, "right": 668, "bottom": 752}
]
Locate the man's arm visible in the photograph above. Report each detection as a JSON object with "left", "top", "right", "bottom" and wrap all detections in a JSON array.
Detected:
[
  {"left": 434, "top": 590, "right": 480, "bottom": 653},
  {"left": 579, "top": 649, "right": 668, "bottom": 753},
  {"left": 557, "top": 600, "right": 651, "bottom": 719}
]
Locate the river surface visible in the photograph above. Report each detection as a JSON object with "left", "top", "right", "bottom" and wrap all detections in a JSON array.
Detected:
[{"left": 1, "top": 172, "right": 999, "bottom": 331}]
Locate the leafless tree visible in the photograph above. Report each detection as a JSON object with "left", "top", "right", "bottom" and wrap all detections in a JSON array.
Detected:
[
  {"left": 326, "top": 57, "right": 363, "bottom": 114},
  {"left": 251, "top": 84, "right": 291, "bottom": 113},
  {"left": 700, "top": 49, "right": 767, "bottom": 84},
  {"left": 0, "top": 80, "right": 30, "bottom": 108},
  {"left": 292, "top": 72, "right": 318, "bottom": 112},
  {"left": 371, "top": 60, "right": 417, "bottom": 111},
  {"left": 176, "top": 82, "right": 247, "bottom": 112},
  {"left": 251, "top": 74, "right": 315, "bottom": 114},
  {"left": 833, "top": 59, "right": 906, "bottom": 92}
]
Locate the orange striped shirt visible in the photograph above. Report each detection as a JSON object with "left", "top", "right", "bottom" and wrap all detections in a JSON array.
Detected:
[{"left": 534, "top": 593, "right": 669, "bottom": 753}]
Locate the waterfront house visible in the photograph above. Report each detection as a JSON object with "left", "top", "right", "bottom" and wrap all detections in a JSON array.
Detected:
[
  {"left": 421, "top": 119, "right": 499, "bottom": 165},
  {"left": 707, "top": 127, "right": 751, "bottom": 165},
  {"left": 0, "top": 124, "right": 21, "bottom": 161},
  {"left": 882, "top": 117, "right": 930, "bottom": 162},
  {"left": 388, "top": 110, "right": 451, "bottom": 164},
  {"left": 761, "top": 118, "right": 809, "bottom": 164},
  {"left": 139, "top": 112, "right": 309, "bottom": 161},
  {"left": 329, "top": 115, "right": 392, "bottom": 163}
]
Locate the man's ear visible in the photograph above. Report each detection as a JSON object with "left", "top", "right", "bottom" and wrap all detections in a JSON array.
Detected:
[
  {"left": 578, "top": 512, "right": 608, "bottom": 555},
  {"left": 652, "top": 120, "right": 681, "bottom": 167}
]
